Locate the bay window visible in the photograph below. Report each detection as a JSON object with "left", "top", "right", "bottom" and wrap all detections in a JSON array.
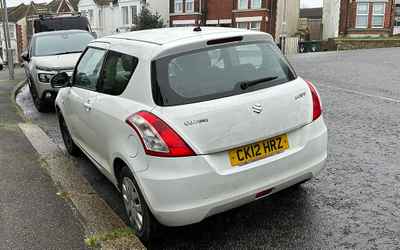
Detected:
[
  {"left": 237, "top": 22, "right": 248, "bottom": 29},
  {"left": 372, "top": 3, "right": 385, "bottom": 28},
  {"left": 356, "top": 3, "right": 369, "bottom": 28},
  {"left": 251, "top": 0, "right": 261, "bottom": 9},
  {"left": 186, "top": 0, "right": 194, "bottom": 13},
  {"left": 122, "top": 6, "right": 129, "bottom": 25},
  {"left": 238, "top": 0, "right": 248, "bottom": 10},
  {"left": 250, "top": 21, "right": 261, "bottom": 31},
  {"left": 175, "top": 0, "right": 183, "bottom": 13},
  {"left": 88, "top": 9, "right": 94, "bottom": 24},
  {"left": 131, "top": 6, "right": 138, "bottom": 24}
]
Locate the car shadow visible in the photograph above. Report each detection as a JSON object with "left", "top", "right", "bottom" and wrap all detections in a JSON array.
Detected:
[
  {"left": 146, "top": 185, "right": 323, "bottom": 249},
  {"left": 74, "top": 155, "right": 129, "bottom": 224}
]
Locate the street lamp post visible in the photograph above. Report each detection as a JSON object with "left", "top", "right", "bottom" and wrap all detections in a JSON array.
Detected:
[{"left": 1, "top": 0, "right": 15, "bottom": 80}]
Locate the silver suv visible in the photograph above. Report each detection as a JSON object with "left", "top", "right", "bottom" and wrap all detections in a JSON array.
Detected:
[{"left": 22, "top": 30, "right": 94, "bottom": 112}]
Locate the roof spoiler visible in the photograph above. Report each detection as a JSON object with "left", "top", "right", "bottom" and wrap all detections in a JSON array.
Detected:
[{"left": 207, "top": 36, "right": 243, "bottom": 46}]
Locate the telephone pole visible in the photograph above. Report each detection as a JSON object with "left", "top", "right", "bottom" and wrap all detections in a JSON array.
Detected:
[
  {"left": 1, "top": 0, "right": 15, "bottom": 80},
  {"left": 280, "top": 0, "right": 288, "bottom": 55}
]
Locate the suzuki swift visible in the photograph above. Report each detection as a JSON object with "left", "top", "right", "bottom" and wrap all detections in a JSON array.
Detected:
[{"left": 52, "top": 27, "right": 328, "bottom": 241}]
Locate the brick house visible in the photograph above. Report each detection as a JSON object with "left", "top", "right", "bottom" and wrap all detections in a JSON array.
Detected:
[
  {"left": 339, "top": 0, "right": 400, "bottom": 37},
  {"left": 169, "top": 0, "right": 300, "bottom": 40}
]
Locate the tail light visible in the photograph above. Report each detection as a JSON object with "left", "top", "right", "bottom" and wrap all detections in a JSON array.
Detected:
[
  {"left": 306, "top": 80, "right": 322, "bottom": 121},
  {"left": 126, "top": 111, "right": 196, "bottom": 157}
]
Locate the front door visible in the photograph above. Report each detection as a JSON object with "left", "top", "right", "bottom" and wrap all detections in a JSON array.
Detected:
[{"left": 65, "top": 47, "right": 107, "bottom": 158}]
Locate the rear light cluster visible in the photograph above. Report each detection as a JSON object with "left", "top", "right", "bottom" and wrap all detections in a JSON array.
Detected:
[
  {"left": 126, "top": 111, "right": 196, "bottom": 157},
  {"left": 306, "top": 80, "right": 322, "bottom": 121}
]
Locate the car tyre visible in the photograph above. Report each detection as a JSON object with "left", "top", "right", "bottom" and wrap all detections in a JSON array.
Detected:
[
  {"left": 28, "top": 79, "right": 48, "bottom": 113},
  {"left": 58, "top": 113, "right": 81, "bottom": 156},
  {"left": 119, "top": 166, "right": 159, "bottom": 243}
]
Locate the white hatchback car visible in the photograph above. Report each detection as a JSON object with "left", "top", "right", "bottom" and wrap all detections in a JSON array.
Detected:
[{"left": 52, "top": 27, "right": 327, "bottom": 241}]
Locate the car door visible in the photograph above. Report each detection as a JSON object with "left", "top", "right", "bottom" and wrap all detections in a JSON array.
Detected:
[
  {"left": 85, "top": 50, "right": 139, "bottom": 172},
  {"left": 63, "top": 46, "right": 107, "bottom": 158}
]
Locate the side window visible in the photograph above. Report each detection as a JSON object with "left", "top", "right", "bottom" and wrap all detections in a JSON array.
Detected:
[
  {"left": 97, "top": 51, "right": 138, "bottom": 96},
  {"left": 73, "top": 48, "right": 106, "bottom": 90}
]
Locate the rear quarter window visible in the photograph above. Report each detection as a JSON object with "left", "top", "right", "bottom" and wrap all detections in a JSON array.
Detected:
[
  {"left": 152, "top": 41, "right": 296, "bottom": 106},
  {"left": 97, "top": 51, "right": 138, "bottom": 96}
]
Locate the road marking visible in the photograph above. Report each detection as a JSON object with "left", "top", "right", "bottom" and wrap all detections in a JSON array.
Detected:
[{"left": 319, "top": 84, "right": 400, "bottom": 104}]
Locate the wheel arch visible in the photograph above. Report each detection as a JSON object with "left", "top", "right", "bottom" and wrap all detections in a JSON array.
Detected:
[{"left": 113, "top": 157, "right": 127, "bottom": 186}]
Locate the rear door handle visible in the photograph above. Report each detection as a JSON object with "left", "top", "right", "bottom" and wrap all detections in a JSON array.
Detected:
[{"left": 83, "top": 102, "right": 92, "bottom": 112}]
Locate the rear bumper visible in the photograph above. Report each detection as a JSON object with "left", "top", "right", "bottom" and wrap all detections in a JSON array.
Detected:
[{"left": 136, "top": 117, "right": 328, "bottom": 226}]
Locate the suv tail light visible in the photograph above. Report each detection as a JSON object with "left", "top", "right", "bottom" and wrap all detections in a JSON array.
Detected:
[
  {"left": 306, "top": 80, "right": 322, "bottom": 121},
  {"left": 126, "top": 111, "right": 196, "bottom": 157}
]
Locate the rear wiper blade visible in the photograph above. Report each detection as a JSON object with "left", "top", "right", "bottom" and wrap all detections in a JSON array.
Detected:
[{"left": 238, "top": 76, "right": 279, "bottom": 90}]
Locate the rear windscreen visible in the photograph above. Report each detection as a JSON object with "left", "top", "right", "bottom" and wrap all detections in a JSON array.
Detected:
[{"left": 152, "top": 41, "right": 296, "bottom": 106}]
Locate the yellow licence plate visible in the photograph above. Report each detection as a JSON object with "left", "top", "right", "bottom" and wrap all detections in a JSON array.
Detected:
[{"left": 229, "top": 134, "right": 289, "bottom": 167}]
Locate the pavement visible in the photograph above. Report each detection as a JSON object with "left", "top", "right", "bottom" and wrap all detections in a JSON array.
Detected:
[
  {"left": 13, "top": 47, "right": 400, "bottom": 249},
  {"left": 0, "top": 69, "right": 87, "bottom": 249}
]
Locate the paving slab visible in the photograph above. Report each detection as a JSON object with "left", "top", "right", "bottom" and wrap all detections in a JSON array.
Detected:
[{"left": 0, "top": 113, "right": 87, "bottom": 250}]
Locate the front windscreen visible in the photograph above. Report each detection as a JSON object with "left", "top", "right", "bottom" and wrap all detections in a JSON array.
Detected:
[{"left": 33, "top": 32, "right": 94, "bottom": 57}]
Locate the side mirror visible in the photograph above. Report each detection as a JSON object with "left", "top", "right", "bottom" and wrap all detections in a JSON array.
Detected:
[
  {"left": 51, "top": 72, "right": 71, "bottom": 88},
  {"left": 91, "top": 32, "right": 98, "bottom": 39},
  {"left": 21, "top": 51, "right": 30, "bottom": 62}
]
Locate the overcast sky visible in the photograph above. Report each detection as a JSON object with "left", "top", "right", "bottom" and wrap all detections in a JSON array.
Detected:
[
  {"left": 7, "top": 0, "right": 323, "bottom": 8},
  {"left": 301, "top": 0, "right": 323, "bottom": 8},
  {"left": 7, "top": 0, "right": 47, "bottom": 7}
]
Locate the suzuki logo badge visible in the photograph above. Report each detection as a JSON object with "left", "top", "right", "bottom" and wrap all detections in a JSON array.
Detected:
[{"left": 252, "top": 104, "right": 263, "bottom": 114}]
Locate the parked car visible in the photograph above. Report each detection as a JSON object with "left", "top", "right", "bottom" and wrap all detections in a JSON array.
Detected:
[
  {"left": 0, "top": 56, "right": 3, "bottom": 70},
  {"left": 22, "top": 30, "right": 94, "bottom": 112},
  {"left": 51, "top": 27, "right": 328, "bottom": 241}
]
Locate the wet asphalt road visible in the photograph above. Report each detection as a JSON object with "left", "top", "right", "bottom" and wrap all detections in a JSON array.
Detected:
[{"left": 16, "top": 48, "right": 400, "bottom": 249}]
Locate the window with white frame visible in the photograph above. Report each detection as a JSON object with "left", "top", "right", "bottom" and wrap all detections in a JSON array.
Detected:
[
  {"left": 131, "top": 6, "right": 138, "bottom": 24},
  {"left": 175, "top": 0, "right": 183, "bottom": 13},
  {"left": 356, "top": 3, "right": 369, "bottom": 28},
  {"left": 88, "top": 9, "right": 94, "bottom": 24},
  {"left": 396, "top": 4, "right": 400, "bottom": 26},
  {"left": 237, "top": 22, "right": 248, "bottom": 29},
  {"left": 372, "top": 3, "right": 385, "bottom": 28},
  {"left": 251, "top": 0, "right": 261, "bottom": 9},
  {"left": 122, "top": 6, "right": 129, "bottom": 25},
  {"left": 238, "top": 0, "right": 248, "bottom": 9},
  {"left": 8, "top": 25, "right": 15, "bottom": 39},
  {"left": 98, "top": 9, "right": 103, "bottom": 28},
  {"left": 250, "top": 21, "right": 261, "bottom": 30},
  {"left": 186, "top": 0, "right": 194, "bottom": 12}
]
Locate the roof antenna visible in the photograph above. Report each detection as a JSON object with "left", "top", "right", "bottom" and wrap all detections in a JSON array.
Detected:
[{"left": 193, "top": 25, "right": 202, "bottom": 32}]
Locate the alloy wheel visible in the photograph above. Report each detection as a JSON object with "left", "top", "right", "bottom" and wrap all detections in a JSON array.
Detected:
[{"left": 122, "top": 177, "right": 143, "bottom": 232}]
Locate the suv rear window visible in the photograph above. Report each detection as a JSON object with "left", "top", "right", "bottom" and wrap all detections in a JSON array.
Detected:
[{"left": 152, "top": 41, "right": 296, "bottom": 106}]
